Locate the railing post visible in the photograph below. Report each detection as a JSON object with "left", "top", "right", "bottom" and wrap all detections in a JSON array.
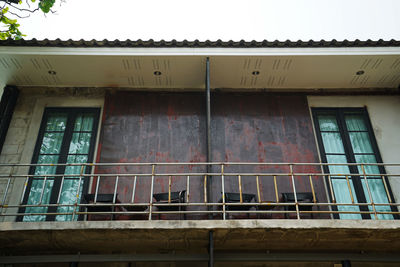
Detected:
[
  {"left": 221, "top": 163, "right": 226, "bottom": 220},
  {"left": 0, "top": 176, "right": 11, "bottom": 216},
  {"left": 289, "top": 164, "right": 300, "bottom": 220},
  {"left": 149, "top": 164, "right": 155, "bottom": 220},
  {"left": 71, "top": 165, "right": 85, "bottom": 221},
  {"left": 186, "top": 175, "right": 190, "bottom": 203},
  {"left": 273, "top": 175, "right": 279, "bottom": 203},
  {"left": 361, "top": 164, "right": 378, "bottom": 220},
  {"left": 20, "top": 175, "right": 29, "bottom": 205},
  {"left": 131, "top": 175, "right": 137, "bottom": 204},
  {"left": 345, "top": 175, "right": 354, "bottom": 204}
]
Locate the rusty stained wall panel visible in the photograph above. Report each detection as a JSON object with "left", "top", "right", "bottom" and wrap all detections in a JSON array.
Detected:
[
  {"left": 96, "top": 91, "right": 207, "bottom": 219},
  {"left": 210, "top": 94, "right": 326, "bottom": 216},
  {"left": 96, "top": 91, "right": 325, "bottom": 219}
]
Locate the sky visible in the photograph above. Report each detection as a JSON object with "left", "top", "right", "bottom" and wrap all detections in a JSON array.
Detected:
[{"left": 13, "top": 0, "right": 400, "bottom": 41}]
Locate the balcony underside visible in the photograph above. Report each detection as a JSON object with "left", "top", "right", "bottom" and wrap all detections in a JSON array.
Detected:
[{"left": 1, "top": 220, "right": 400, "bottom": 256}]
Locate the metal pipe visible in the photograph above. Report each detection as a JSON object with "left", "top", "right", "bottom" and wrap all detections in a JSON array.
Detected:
[
  {"left": 289, "top": 164, "right": 300, "bottom": 219},
  {"left": 274, "top": 175, "right": 279, "bottom": 203},
  {"left": 186, "top": 175, "right": 190, "bottom": 203},
  {"left": 309, "top": 175, "right": 317, "bottom": 203},
  {"left": 208, "top": 230, "right": 214, "bottom": 267},
  {"left": 38, "top": 176, "right": 48, "bottom": 205},
  {"left": 131, "top": 175, "right": 137, "bottom": 203},
  {"left": 168, "top": 176, "right": 172, "bottom": 203},
  {"left": 361, "top": 165, "right": 378, "bottom": 220},
  {"left": 94, "top": 176, "right": 100, "bottom": 203},
  {"left": 345, "top": 175, "right": 354, "bottom": 204},
  {"left": 256, "top": 176, "right": 261, "bottom": 202},
  {"left": 221, "top": 164, "right": 226, "bottom": 220},
  {"left": 149, "top": 164, "right": 155, "bottom": 220},
  {"left": 205, "top": 57, "right": 213, "bottom": 212},
  {"left": 20, "top": 176, "right": 29, "bottom": 204},
  {"left": 238, "top": 175, "right": 243, "bottom": 203},
  {"left": 56, "top": 176, "right": 65, "bottom": 204}
]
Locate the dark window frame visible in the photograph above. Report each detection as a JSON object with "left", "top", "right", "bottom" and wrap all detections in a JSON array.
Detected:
[
  {"left": 17, "top": 107, "right": 100, "bottom": 222},
  {"left": 312, "top": 107, "right": 397, "bottom": 219}
]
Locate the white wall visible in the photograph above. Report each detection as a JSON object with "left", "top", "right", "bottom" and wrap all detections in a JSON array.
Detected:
[{"left": 308, "top": 95, "right": 400, "bottom": 203}]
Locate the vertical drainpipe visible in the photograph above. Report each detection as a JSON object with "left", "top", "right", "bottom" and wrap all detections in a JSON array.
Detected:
[
  {"left": 208, "top": 230, "right": 214, "bottom": 267},
  {"left": 206, "top": 58, "right": 214, "bottom": 267},
  {"left": 206, "top": 57, "right": 212, "bottom": 208},
  {"left": 0, "top": 86, "right": 19, "bottom": 155}
]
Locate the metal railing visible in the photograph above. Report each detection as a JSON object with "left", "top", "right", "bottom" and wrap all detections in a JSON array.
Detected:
[{"left": 0, "top": 162, "right": 399, "bottom": 221}]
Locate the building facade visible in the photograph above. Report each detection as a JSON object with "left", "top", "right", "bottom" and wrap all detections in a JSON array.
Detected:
[{"left": 0, "top": 39, "right": 400, "bottom": 267}]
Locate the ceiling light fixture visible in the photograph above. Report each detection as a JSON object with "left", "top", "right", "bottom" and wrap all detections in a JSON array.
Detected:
[
  {"left": 356, "top": 70, "right": 365, "bottom": 75},
  {"left": 48, "top": 70, "right": 57, "bottom": 75},
  {"left": 154, "top": 71, "right": 162, "bottom": 76}
]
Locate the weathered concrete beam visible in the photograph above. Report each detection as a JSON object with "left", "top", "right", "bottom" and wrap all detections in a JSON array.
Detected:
[{"left": 1, "top": 220, "right": 400, "bottom": 255}]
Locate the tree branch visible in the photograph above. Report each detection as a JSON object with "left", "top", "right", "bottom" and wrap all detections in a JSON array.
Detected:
[
  {"left": 7, "top": 9, "right": 31, "bottom": 18},
  {"left": 0, "top": 0, "right": 19, "bottom": 4},
  {"left": 7, "top": 3, "right": 40, "bottom": 13}
]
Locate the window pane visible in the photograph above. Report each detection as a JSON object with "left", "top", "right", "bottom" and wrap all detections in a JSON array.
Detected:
[
  {"left": 321, "top": 132, "right": 345, "bottom": 153},
  {"left": 349, "top": 132, "right": 373, "bottom": 153},
  {"left": 318, "top": 115, "right": 339, "bottom": 131},
  {"left": 35, "top": 155, "right": 59, "bottom": 175},
  {"left": 326, "top": 155, "right": 350, "bottom": 175},
  {"left": 332, "top": 178, "right": 361, "bottom": 220},
  {"left": 74, "top": 114, "right": 94, "bottom": 131},
  {"left": 361, "top": 179, "right": 393, "bottom": 220},
  {"left": 40, "top": 132, "right": 64, "bottom": 154},
  {"left": 345, "top": 114, "right": 367, "bottom": 131},
  {"left": 355, "top": 154, "right": 380, "bottom": 175},
  {"left": 68, "top": 133, "right": 92, "bottom": 154},
  {"left": 23, "top": 179, "right": 54, "bottom": 222},
  {"left": 56, "top": 155, "right": 88, "bottom": 221},
  {"left": 45, "top": 113, "right": 67, "bottom": 131}
]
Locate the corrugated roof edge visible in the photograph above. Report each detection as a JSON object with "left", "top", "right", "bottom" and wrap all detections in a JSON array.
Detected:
[{"left": 0, "top": 38, "right": 400, "bottom": 48}]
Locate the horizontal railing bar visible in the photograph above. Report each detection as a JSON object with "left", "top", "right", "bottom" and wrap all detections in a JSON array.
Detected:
[
  {"left": 2, "top": 173, "right": 400, "bottom": 178},
  {"left": 4, "top": 209, "right": 399, "bottom": 217},
  {"left": 1, "top": 162, "right": 400, "bottom": 167}
]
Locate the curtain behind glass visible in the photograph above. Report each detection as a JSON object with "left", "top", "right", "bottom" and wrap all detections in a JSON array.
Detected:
[
  {"left": 55, "top": 114, "right": 94, "bottom": 221},
  {"left": 345, "top": 114, "right": 392, "bottom": 220},
  {"left": 318, "top": 114, "right": 361, "bottom": 219},
  {"left": 23, "top": 113, "right": 67, "bottom": 222}
]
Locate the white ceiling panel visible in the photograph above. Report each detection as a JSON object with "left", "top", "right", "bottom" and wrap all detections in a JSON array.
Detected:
[{"left": 0, "top": 47, "right": 399, "bottom": 90}]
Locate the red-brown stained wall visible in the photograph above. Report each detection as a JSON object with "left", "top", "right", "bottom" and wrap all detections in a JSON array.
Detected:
[
  {"left": 96, "top": 91, "right": 207, "bottom": 218},
  {"left": 210, "top": 93, "right": 326, "bottom": 211},
  {"left": 96, "top": 91, "right": 326, "bottom": 219}
]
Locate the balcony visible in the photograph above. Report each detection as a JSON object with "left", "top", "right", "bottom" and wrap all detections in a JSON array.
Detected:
[
  {"left": 1, "top": 162, "right": 399, "bottom": 221},
  {"left": 1, "top": 162, "right": 400, "bottom": 264}
]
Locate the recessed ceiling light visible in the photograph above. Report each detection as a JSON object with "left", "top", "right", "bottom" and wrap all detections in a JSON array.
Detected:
[
  {"left": 154, "top": 71, "right": 162, "bottom": 76},
  {"left": 356, "top": 70, "right": 365, "bottom": 75},
  {"left": 48, "top": 70, "right": 57, "bottom": 75},
  {"left": 252, "top": 71, "right": 260, "bottom": 76}
]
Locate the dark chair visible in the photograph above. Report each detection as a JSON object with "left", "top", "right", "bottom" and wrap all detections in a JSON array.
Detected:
[
  {"left": 281, "top": 192, "right": 315, "bottom": 219},
  {"left": 83, "top": 193, "right": 119, "bottom": 220},
  {"left": 153, "top": 190, "right": 186, "bottom": 219},
  {"left": 220, "top": 192, "right": 256, "bottom": 219}
]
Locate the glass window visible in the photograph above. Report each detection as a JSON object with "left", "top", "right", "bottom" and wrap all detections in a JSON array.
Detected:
[
  {"left": 21, "top": 108, "right": 99, "bottom": 222},
  {"left": 313, "top": 109, "right": 393, "bottom": 220}
]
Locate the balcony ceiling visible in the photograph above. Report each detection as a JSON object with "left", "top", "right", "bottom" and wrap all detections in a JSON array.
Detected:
[{"left": 0, "top": 40, "right": 400, "bottom": 90}]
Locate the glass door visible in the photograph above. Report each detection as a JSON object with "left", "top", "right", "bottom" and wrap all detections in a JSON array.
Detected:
[
  {"left": 313, "top": 108, "right": 394, "bottom": 220},
  {"left": 21, "top": 108, "right": 100, "bottom": 222}
]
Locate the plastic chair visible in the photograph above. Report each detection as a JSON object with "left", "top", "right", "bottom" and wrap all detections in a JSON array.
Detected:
[
  {"left": 281, "top": 192, "right": 315, "bottom": 219},
  {"left": 153, "top": 190, "right": 186, "bottom": 219}
]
